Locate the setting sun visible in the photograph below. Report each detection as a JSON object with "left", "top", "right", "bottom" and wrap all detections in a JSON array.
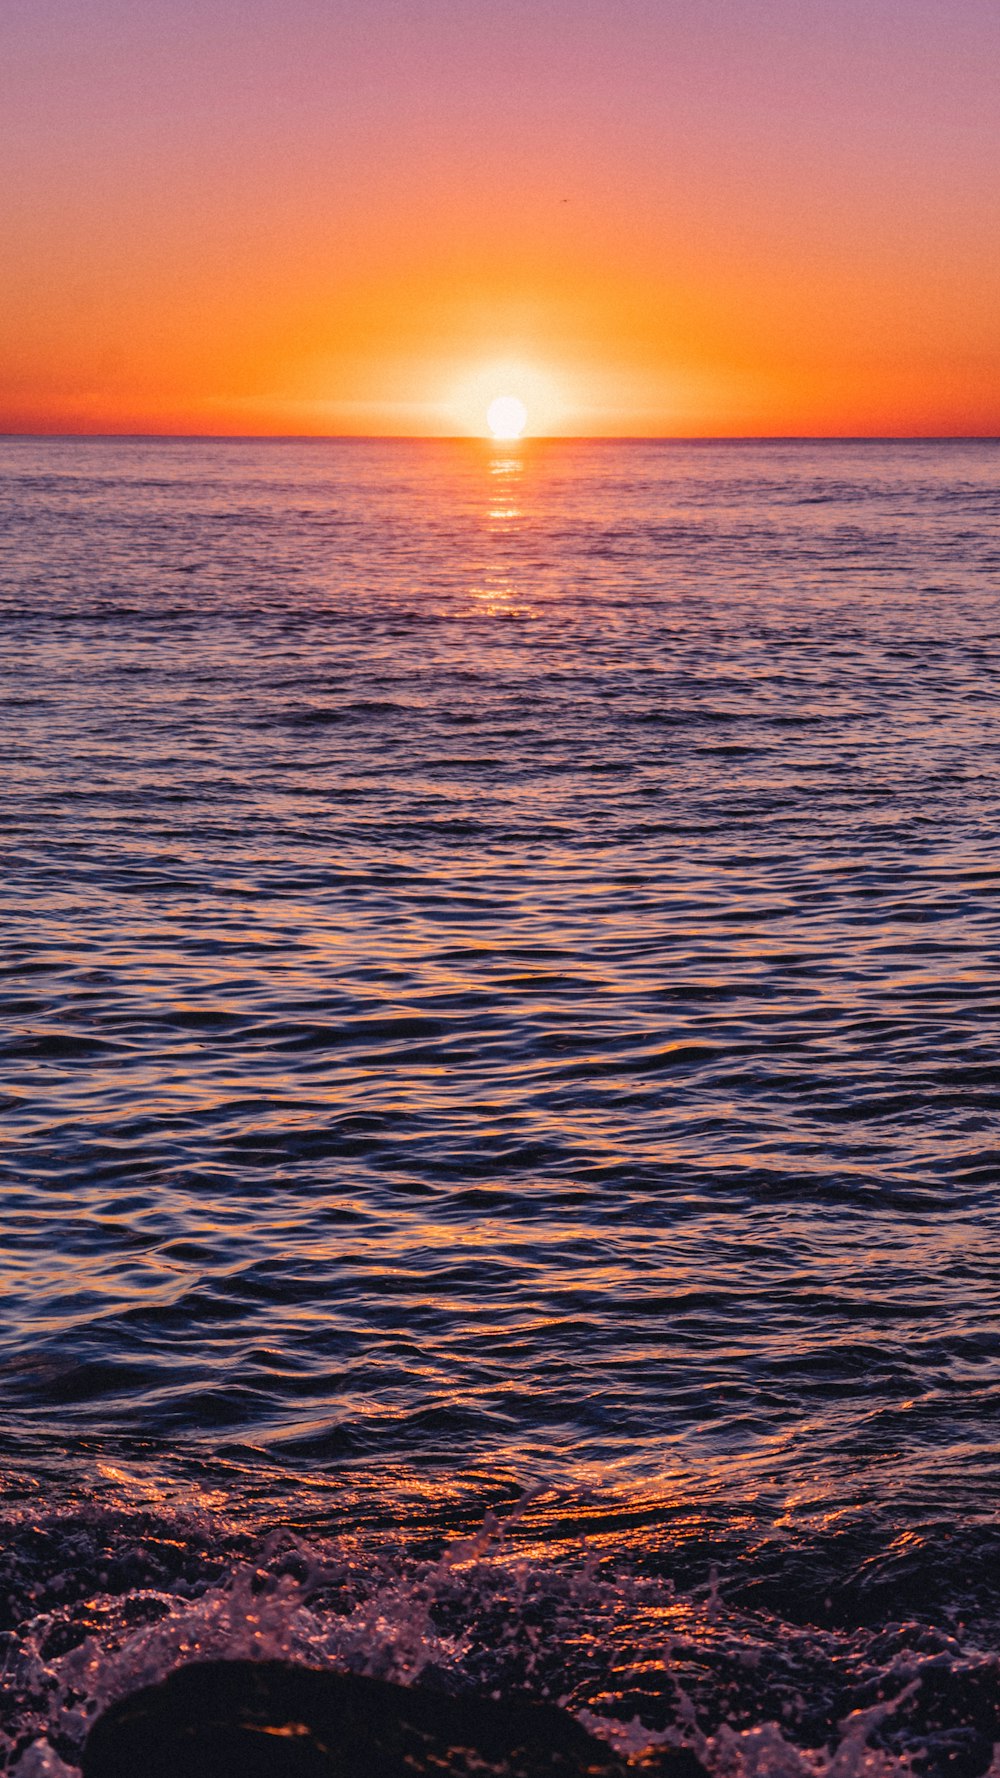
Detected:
[
  {"left": 446, "top": 363, "right": 570, "bottom": 439},
  {"left": 486, "top": 395, "right": 528, "bottom": 441}
]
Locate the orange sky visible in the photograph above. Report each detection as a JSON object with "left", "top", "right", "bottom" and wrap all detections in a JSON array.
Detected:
[{"left": 2, "top": 0, "right": 999, "bottom": 436}]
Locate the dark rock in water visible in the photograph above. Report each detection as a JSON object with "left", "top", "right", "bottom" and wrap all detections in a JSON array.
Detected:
[{"left": 82, "top": 1659, "right": 707, "bottom": 1778}]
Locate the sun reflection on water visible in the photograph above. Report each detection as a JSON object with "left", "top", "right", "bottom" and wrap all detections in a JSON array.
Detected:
[{"left": 468, "top": 443, "right": 532, "bottom": 617}]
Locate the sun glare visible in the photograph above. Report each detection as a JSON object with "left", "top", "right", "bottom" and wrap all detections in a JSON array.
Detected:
[
  {"left": 486, "top": 395, "right": 528, "bottom": 441},
  {"left": 445, "top": 362, "right": 569, "bottom": 437}
]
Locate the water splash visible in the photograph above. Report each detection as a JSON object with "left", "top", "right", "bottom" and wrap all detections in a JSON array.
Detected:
[{"left": 4, "top": 1493, "right": 997, "bottom": 1778}]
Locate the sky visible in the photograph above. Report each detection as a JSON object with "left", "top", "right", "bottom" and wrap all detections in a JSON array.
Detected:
[{"left": 2, "top": 0, "right": 999, "bottom": 436}]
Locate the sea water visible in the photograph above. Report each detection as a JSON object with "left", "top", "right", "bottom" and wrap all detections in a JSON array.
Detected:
[{"left": 1, "top": 436, "right": 999, "bottom": 1773}]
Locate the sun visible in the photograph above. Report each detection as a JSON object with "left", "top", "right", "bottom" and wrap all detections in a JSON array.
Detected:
[{"left": 486, "top": 395, "right": 528, "bottom": 441}]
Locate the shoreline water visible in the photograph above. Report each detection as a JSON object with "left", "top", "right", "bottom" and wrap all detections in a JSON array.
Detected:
[{"left": 5, "top": 1476, "right": 1000, "bottom": 1776}]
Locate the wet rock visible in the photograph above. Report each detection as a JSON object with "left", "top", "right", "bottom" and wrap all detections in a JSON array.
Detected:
[{"left": 82, "top": 1659, "right": 706, "bottom": 1778}]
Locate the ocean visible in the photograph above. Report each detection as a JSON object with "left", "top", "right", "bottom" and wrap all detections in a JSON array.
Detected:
[{"left": 2, "top": 435, "right": 999, "bottom": 1774}]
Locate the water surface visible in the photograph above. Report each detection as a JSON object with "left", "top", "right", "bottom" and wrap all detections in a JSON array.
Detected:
[{"left": 2, "top": 437, "right": 999, "bottom": 1773}]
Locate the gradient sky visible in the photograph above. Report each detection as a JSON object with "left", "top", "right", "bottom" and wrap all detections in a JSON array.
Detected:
[{"left": 3, "top": 0, "right": 999, "bottom": 435}]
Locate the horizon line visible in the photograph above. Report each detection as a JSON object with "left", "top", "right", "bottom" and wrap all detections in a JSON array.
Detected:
[{"left": 2, "top": 431, "right": 1000, "bottom": 445}]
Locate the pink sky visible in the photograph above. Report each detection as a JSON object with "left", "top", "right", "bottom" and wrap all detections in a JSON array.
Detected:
[{"left": 3, "top": 0, "right": 999, "bottom": 434}]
